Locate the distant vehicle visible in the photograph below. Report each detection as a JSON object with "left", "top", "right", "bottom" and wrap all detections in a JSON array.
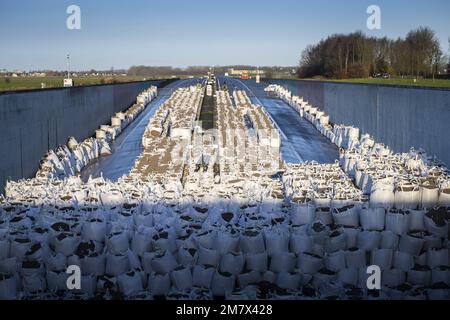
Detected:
[
  {"left": 241, "top": 71, "right": 249, "bottom": 80},
  {"left": 224, "top": 73, "right": 229, "bottom": 77},
  {"left": 206, "top": 84, "right": 213, "bottom": 96}
]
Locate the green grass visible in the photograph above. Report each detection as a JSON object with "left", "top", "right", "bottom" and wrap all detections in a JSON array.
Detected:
[
  {"left": 0, "top": 76, "right": 150, "bottom": 92},
  {"left": 271, "top": 76, "right": 450, "bottom": 88}
]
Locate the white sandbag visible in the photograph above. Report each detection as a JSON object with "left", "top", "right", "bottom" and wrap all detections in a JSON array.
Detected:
[
  {"left": 211, "top": 271, "right": 235, "bottom": 297},
  {"left": 342, "top": 228, "right": 360, "bottom": 249},
  {"left": 54, "top": 233, "right": 78, "bottom": 256},
  {"left": 431, "top": 267, "right": 450, "bottom": 285},
  {"left": 290, "top": 203, "right": 315, "bottom": 226},
  {"left": 394, "top": 185, "right": 420, "bottom": 210},
  {"left": 438, "top": 188, "right": 450, "bottom": 206},
  {"left": 407, "top": 268, "right": 431, "bottom": 286},
  {"left": 107, "top": 232, "right": 129, "bottom": 255},
  {"left": 134, "top": 212, "right": 154, "bottom": 228},
  {"left": 131, "top": 228, "right": 153, "bottom": 257},
  {"left": 270, "top": 252, "right": 296, "bottom": 273},
  {"left": 337, "top": 268, "right": 359, "bottom": 286},
  {"left": 276, "top": 272, "right": 302, "bottom": 291},
  {"left": 382, "top": 269, "right": 406, "bottom": 287},
  {"left": 177, "top": 247, "right": 198, "bottom": 267},
  {"left": 385, "top": 211, "right": 410, "bottom": 235},
  {"left": 82, "top": 218, "right": 107, "bottom": 242},
  {"left": 171, "top": 267, "right": 193, "bottom": 291},
  {"left": 117, "top": 271, "right": 144, "bottom": 297},
  {"left": 290, "top": 233, "right": 314, "bottom": 254},
  {"left": 424, "top": 213, "right": 448, "bottom": 238},
  {"left": 324, "top": 251, "right": 346, "bottom": 272},
  {"left": 153, "top": 232, "right": 177, "bottom": 254},
  {"left": 315, "top": 208, "right": 333, "bottom": 226},
  {"left": 148, "top": 273, "right": 171, "bottom": 296},
  {"left": 357, "top": 231, "right": 381, "bottom": 251},
  {"left": 22, "top": 275, "right": 47, "bottom": 293},
  {"left": 194, "top": 230, "right": 217, "bottom": 249},
  {"left": 245, "top": 252, "right": 268, "bottom": 272},
  {"left": 371, "top": 249, "right": 393, "bottom": 269},
  {"left": 370, "top": 181, "right": 395, "bottom": 209},
  {"left": 238, "top": 271, "right": 262, "bottom": 288},
  {"left": 360, "top": 208, "right": 385, "bottom": 231},
  {"left": 192, "top": 265, "right": 215, "bottom": 289},
  {"left": 198, "top": 246, "right": 221, "bottom": 267},
  {"left": 409, "top": 210, "right": 425, "bottom": 231},
  {"left": 213, "top": 232, "right": 239, "bottom": 255},
  {"left": 399, "top": 234, "right": 424, "bottom": 256},
  {"left": 46, "top": 270, "right": 68, "bottom": 292},
  {"left": 393, "top": 251, "right": 414, "bottom": 271},
  {"left": 80, "top": 253, "right": 106, "bottom": 276},
  {"left": 151, "top": 251, "right": 177, "bottom": 274},
  {"left": 297, "top": 253, "right": 323, "bottom": 274},
  {"left": 332, "top": 205, "right": 359, "bottom": 228},
  {"left": 44, "top": 252, "right": 67, "bottom": 272},
  {"left": 420, "top": 185, "right": 439, "bottom": 209},
  {"left": 220, "top": 252, "right": 245, "bottom": 275},
  {"left": 0, "top": 238, "right": 10, "bottom": 260},
  {"left": 105, "top": 254, "right": 130, "bottom": 276},
  {"left": 325, "top": 230, "right": 347, "bottom": 253},
  {"left": 380, "top": 231, "right": 399, "bottom": 250},
  {"left": 426, "top": 249, "right": 449, "bottom": 269},
  {"left": 0, "top": 274, "right": 19, "bottom": 300},
  {"left": 264, "top": 230, "right": 289, "bottom": 255},
  {"left": 345, "top": 248, "right": 366, "bottom": 268},
  {"left": 10, "top": 238, "right": 31, "bottom": 260},
  {"left": 240, "top": 230, "right": 265, "bottom": 254}
]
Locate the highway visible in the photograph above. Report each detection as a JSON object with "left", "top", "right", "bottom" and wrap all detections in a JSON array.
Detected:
[
  {"left": 80, "top": 78, "right": 202, "bottom": 181},
  {"left": 218, "top": 77, "right": 339, "bottom": 164}
]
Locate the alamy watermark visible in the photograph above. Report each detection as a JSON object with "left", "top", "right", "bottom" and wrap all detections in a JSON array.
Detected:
[
  {"left": 366, "top": 265, "right": 381, "bottom": 290},
  {"left": 367, "top": 5, "right": 381, "bottom": 30},
  {"left": 66, "top": 5, "right": 81, "bottom": 30}
]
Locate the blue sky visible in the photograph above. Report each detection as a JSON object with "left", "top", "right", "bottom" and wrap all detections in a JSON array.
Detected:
[{"left": 1, "top": 0, "right": 449, "bottom": 70}]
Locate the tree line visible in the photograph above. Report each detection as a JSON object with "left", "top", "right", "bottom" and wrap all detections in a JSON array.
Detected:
[{"left": 298, "top": 27, "right": 448, "bottom": 79}]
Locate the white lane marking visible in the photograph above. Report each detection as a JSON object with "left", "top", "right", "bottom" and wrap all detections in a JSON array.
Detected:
[{"left": 232, "top": 78, "right": 303, "bottom": 163}]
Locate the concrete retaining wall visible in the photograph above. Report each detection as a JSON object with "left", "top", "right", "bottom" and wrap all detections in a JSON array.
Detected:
[
  {"left": 0, "top": 80, "right": 170, "bottom": 193},
  {"left": 269, "top": 79, "right": 450, "bottom": 167}
]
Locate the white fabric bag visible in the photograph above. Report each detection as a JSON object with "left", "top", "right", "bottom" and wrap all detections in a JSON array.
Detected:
[
  {"left": 245, "top": 252, "right": 268, "bottom": 272},
  {"left": 151, "top": 251, "right": 177, "bottom": 274},
  {"left": 371, "top": 249, "right": 393, "bottom": 269},
  {"left": 386, "top": 211, "right": 411, "bottom": 235},
  {"left": 220, "top": 252, "right": 245, "bottom": 276},
  {"left": 297, "top": 253, "right": 324, "bottom": 274},
  {"left": 118, "top": 271, "right": 144, "bottom": 297},
  {"left": 393, "top": 251, "right": 414, "bottom": 271},
  {"left": 380, "top": 231, "right": 399, "bottom": 250},
  {"left": 431, "top": 267, "right": 450, "bottom": 285},
  {"left": 332, "top": 205, "right": 359, "bottom": 228},
  {"left": 382, "top": 269, "right": 406, "bottom": 287},
  {"left": 356, "top": 231, "right": 381, "bottom": 251},
  {"left": 290, "top": 233, "right": 314, "bottom": 254},
  {"left": 80, "top": 253, "right": 106, "bottom": 276},
  {"left": 345, "top": 248, "right": 366, "bottom": 268},
  {"left": 238, "top": 271, "right": 262, "bottom": 288},
  {"left": 105, "top": 254, "right": 130, "bottom": 276},
  {"left": 171, "top": 267, "right": 193, "bottom": 291},
  {"left": 198, "top": 246, "right": 221, "bottom": 267},
  {"left": 177, "top": 247, "right": 198, "bottom": 267},
  {"left": 360, "top": 208, "right": 385, "bottom": 231},
  {"left": 82, "top": 218, "right": 107, "bottom": 242},
  {"left": 409, "top": 210, "right": 425, "bottom": 231},
  {"left": 148, "top": 273, "right": 171, "bottom": 296},
  {"left": 192, "top": 265, "right": 215, "bottom": 289},
  {"left": 264, "top": 229, "right": 289, "bottom": 255},
  {"left": 240, "top": 230, "right": 265, "bottom": 254},
  {"left": 290, "top": 203, "right": 316, "bottom": 226},
  {"left": 426, "top": 249, "right": 449, "bottom": 269},
  {"left": 407, "top": 269, "right": 431, "bottom": 286},
  {"left": 276, "top": 272, "right": 302, "bottom": 291},
  {"left": 46, "top": 270, "right": 69, "bottom": 292},
  {"left": 399, "top": 234, "right": 424, "bottom": 256},
  {"left": 324, "top": 251, "right": 346, "bottom": 272},
  {"left": 337, "top": 268, "right": 358, "bottom": 286},
  {"left": 270, "top": 252, "right": 296, "bottom": 273},
  {"left": 0, "top": 238, "right": 10, "bottom": 260},
  {"left": 211, "top": 271, "right": 235, "bottom": 297},
  {"left": 213, "top": 232, "right": 240, "bottom": 255},
  {"left": 107, "top": 232, "right": 129, "bottom": 255},
  {"left": 0, "top": 274, "right": 19, "bottom": 300}
]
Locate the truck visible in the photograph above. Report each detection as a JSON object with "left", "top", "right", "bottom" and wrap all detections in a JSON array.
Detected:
[{"left": 241, "top": 71, "right": 249, "bottom": 81}]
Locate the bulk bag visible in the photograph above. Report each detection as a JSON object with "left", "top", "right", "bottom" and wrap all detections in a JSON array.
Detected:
[
  {"left": 337, "top": 268, "right": 358, "bottom": 286},
  {"left": 194, "top": 230, "right": 217, "bottom": 249},
  {"left": 148, "top": 273, "right": 171, "bottom": 296},
  {"left": 153, "top": 231, "right": 177, "bottom": 254},
  {"left": 431, "top": 267, "right": 450, "bottom": 285},
  {"left": 211, "top": 271, "right": 235, "bottom": 297},
  {"left": 262, "top": 271, "right": 277, "bottom": 284},
  {"left": 438, "top": 188, "right": 450, "bottom": 206},
  {"left": 80, "top": 253, "right": 106, "bottom": 276},
  {"left": 399, "top": 234, "right": 424, "bottom": 256},
  {"left": 82, "top": 218, "right": 107, "bottom": 242},
  {"left": 118, "top": 271, "right": 144, "bottom": 297},
  {"left": 245, "top": 252, "right": 268, "bottom": 272},
  {"left": 332, "top": 205, "right": 359, "bottom": 228},
  {"left": 107, "top": 232, "right": 129, "bottom": 255},
  {"left": 370, "top": 179, "right": 395, "bottom": 209},
  {"left": 385, "top": 210, "right": 411, "bottom": 235},
  {"left": 0, "top": 274, "right": 19, "bottom": 300},
  {"left": 297, "top": 253, "right": 323, "bottom": 274},
  {"left": 170, "top": 267, "right": 193, "bottom": 291},
  {"left": 393, "top": 251, "right": 414, "bottom": 271},
  {"left": 177, "top": 247, "right": 198, "bottom": 267},
  {"left": 424, "top": 209, "right": 448, "bottom": 238},
  {"left": 213, "top": 232, "right": 240, "bottom": 255},
  {"left": 269, "top": 252, "right": 296, "bottom": 273},
  {"left": 422, "top": 234, "right": 442, "bottom": 251},
  {"left": 356, "top": 231, "right": 381, "bottom": 251},
  {"left": 324, "top": 251, "right": 346, "bottom": 272},
  {"left": 22, "top": 274, "right": 46, "bottom": 293},
  {"left": 240, "top": 230, "right": 265, "bottom": 254},
  {"left": 345, "top": 248, "right": 366, "bottom": 268},
  {"left": 371, "top": 249, "right": 393, "bottom": 269},
  {"left": 44, "top": 252, "right": 67, "bottom": 272},
  {"left": 192, "top": 265, "right": 215, "bottom": 289},
  {"left": 198, "top": 246, "right": 221, "bottom": 267},
  {"left": 134, "top": 211, "right": 154, "bottom": 228},
  {"left": 264, "top": 230, "right": 289, "bottom": 255},
  {"left": 237, "top": 271, "right": 262, "bottom": 288},
  {"left": 142, "top": 252, "right": 156, "bottom": 274},
  {"left": 394, "top": 185, "right": 420, "bottom": 210},
  {"left": 360, "top": 208, "right": 385, "bottom": 231},
  {"left": 105, "top": 254, "right": 130, "bottom": 276},
  {"left": 276, "top": 272, "right": 302, "bottom": 291},
  {"left": 314, "top": 208, "right": 333, "bottom": 226},
  {"left": 0, "top": 237, "right": 9, "bottom": 260},
  {"left": 324, "top": 230, "right": 347, "bottom": 253},
  {"left": 151, "top": 251, "right": 177, "bottom": 274},
  {"left": 380, "top": 231, "right": 399, "bottom": 250},
  {"left": 409, "top": 210, "right": 425, "bottom": 231},
  {"left": 131, "top": 228, "right": 153, "bottom": 257},
  {"left": 342, "top": 228, "right": 360, "bottom": 249},
  {"left": 407, "top": 268, "right": 431, "bottom": 286},
  {"left": 420, "top": 185, "right": 439, "bottom": 209},
  {"left": 426, "top": 249, "right": 449, "bottom": 269},
  {"left": 290, "top": 233, "right": 314, "bottom": 254},
  {"left": 10, "top": 238, "right": 31, "bottom": 261},
  {"left": 382, "top": 269, "right": 406, "bottom": 287},
  {"left": 54, "top": 233, "right": 78, "bottom": 256},
  {"left": 46, "top": 270, "right": 69, "bottom": 292},
  {"left": 220, "top": 252, "right": 245, "bottom": 275},
  {"left": 290, "top": 203, "right": 315, "bottom": 226}
]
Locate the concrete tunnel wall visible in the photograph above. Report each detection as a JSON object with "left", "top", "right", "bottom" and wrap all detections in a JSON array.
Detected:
[
  {"left": 269, "top": 79, "right": 450, "bottom": 167},
  {"left": 0, "top": 80, "right": 170, "bottom": 193}
]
